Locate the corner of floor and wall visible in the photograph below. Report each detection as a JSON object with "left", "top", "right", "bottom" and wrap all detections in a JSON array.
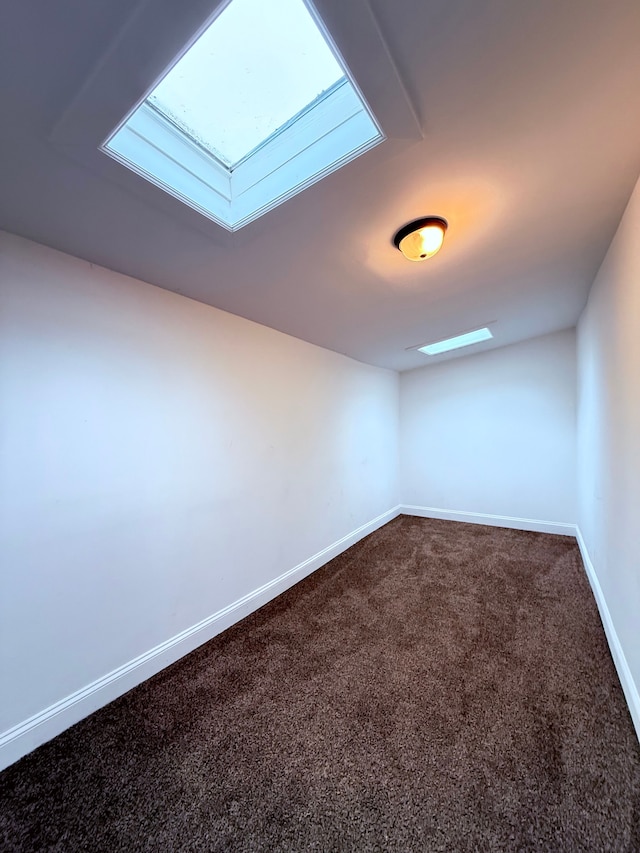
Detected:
[
  {"left": 395, "top": 171, "right": 640, "bottom": 743},
  {"left": 1, "top": 175, "right": 639, "bottom": 772},
  {"left": 0, "top": 227, "right": 403, "bottom": 771}
]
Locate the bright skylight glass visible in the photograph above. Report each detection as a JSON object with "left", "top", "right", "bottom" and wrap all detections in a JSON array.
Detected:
[
  {"left": 418, "top": 328, "right": 493, "bottom": 355},
  {"left": 102, "top": 0, "right": 383, "bottom": 229},
  {"left": 148, "top": 0, "right": 344, "bottom": 166}
]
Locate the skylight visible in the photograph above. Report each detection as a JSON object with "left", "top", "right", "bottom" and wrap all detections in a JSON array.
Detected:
[
  {"left": 102, "top": 0, "right": 383, "bottom": 230},
  {"left": 418, "top": 328, "right": 494, "bottom": 356},
  {"left": 149, "top": 0, "right": 344, "bottom": 167}
]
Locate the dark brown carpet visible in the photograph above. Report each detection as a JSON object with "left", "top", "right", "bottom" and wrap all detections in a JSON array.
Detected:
[{"left": 1, "top": 516, "right": 639, "bottom": 851}]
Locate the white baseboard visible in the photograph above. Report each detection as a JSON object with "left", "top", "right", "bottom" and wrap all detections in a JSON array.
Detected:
[
  {"left": 0, "top": 505, "right": 402, "bottom": 772},
  {"left": 575, "top": 527, "right": 640, "bottom": 743},
  {"left": 400, "top": 504, "right": 576, "bottom": 536}
]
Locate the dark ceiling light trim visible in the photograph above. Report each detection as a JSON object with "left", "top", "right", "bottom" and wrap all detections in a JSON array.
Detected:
[{"left": 393, "top": 216, "right": 448, "bottom": 261}]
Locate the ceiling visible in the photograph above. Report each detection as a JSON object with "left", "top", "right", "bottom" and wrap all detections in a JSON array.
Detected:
[{"left": 1, "top": 0, "right": 640, "bottom": 372}]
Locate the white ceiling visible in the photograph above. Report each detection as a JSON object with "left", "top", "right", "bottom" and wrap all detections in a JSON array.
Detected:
[{"left": 1, "top": 0, "right": 640, "bottom": 371}]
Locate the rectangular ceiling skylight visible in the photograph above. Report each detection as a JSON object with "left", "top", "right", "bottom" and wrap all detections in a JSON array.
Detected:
[
  {"left": 101, "top": 0, "right": 383, "bottom": 230},
  {"left": 148, "top": 0, "right": 344, "bottom": 167},
  {"left": 418, "top": 328, "right": 494, "bottom": 355}
]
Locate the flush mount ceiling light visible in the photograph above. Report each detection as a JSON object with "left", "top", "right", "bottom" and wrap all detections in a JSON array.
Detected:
[{"left": 393, "top": 216, "right": 448, "bottom": 261}]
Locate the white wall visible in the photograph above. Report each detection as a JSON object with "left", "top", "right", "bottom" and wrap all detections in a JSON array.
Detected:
[
  {"left": 577, "top": 176, "right": 640, "bottom": 733},
  {"left": 6, "top": 190, "right": 640, "bottom": 764},
  {"left": 399, "top": 330, "right": 577, "bottom": 527},
  {"left": 0, "top": 231, "right": 399, "bottom": 750}
]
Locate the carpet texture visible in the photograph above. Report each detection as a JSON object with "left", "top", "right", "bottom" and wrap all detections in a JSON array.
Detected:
[{"left": 1, "top": 516, "right": 639, "bottom": 851}]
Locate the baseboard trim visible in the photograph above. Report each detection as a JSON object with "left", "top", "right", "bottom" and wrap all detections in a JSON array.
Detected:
[
  {"left": 575, "top": 527, "right": 640, "bottom": 742},
  {"left": 400, "top": 504, "right": 576, "bottom": 536},
  {"left": 0, "top": 505, "right": 402, "bottom": 772}
]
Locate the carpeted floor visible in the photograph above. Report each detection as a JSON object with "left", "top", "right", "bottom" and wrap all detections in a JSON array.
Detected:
[{"left": 1, "top": 516, "right": 639, "bottom": 851}]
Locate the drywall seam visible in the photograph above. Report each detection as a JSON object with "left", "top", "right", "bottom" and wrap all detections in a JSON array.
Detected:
[
  {"left": 400, "top": 505, "right": 576, "bottom": 536},
  {"left": 575, "top": 527, "right": 640, "bottom": 743},
  {"left": 0, "top": 505, "right": 402, "bottom": 771}
]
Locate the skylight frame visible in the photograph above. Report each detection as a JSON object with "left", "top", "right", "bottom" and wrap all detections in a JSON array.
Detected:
[{"left": 99, "top": 0, "right": 385, "bottom": 231}]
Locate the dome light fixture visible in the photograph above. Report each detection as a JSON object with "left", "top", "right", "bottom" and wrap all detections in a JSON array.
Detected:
[{"left": 393, "top": 216, "right": 448, "bottom": 261}]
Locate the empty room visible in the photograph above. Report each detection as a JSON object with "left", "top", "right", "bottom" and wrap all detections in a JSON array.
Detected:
[{"left": 1, "top": 0, "right": 639, "bottom": 850}]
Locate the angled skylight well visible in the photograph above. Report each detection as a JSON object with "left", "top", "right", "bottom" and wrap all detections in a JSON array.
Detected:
[
  {"left": 102, "top": 0, "right": 384, "bottom": 230},
  {"left": 418, "top": 328, "right": 494, "bottom": 356}
]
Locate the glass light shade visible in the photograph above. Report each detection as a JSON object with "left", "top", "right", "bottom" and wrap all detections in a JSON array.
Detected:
[{"left": 394, "top": 217, "right": 448, "bottom": 261}]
